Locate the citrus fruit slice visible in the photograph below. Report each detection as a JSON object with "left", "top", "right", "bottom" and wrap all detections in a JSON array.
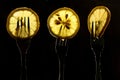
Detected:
[
  {"left": 47, "top": 7, "right": 80, "bottom": 39},
  {"left": 88, "top": 6, "right": 111, "bottom": 38},
  {"left": 6, "top": 7, "right": 40, "bottom": 39}
]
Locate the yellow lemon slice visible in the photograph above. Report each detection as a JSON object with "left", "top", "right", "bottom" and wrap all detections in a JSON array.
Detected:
[
  {"left": 6, "top": 7, "right": 40, "bottom": 39},
  {"left": 87, "top": 6, "right": 111, "bottom": 38},
  {"left": 47, "top": 7, "right": 80, "bottom": 39}
]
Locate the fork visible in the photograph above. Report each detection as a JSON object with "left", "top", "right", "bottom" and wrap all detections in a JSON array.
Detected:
[
  {"left": 16, "top": 16, "right": 31, "bottom": 80},
  {"left": 16, "top": 17, "right": 30, "bottom": 38}
]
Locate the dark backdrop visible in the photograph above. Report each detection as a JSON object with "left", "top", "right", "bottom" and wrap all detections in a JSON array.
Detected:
[{"left": 0, "top": 0, "right": 120, "bottom": 80}]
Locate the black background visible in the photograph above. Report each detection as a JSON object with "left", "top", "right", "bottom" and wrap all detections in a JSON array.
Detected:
[{"left": 0, "top": 0, "right": 120, "bottom": 80}]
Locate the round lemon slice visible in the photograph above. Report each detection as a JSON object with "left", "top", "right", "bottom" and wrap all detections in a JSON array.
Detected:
[
  {"left": 6, "top": 7, "right": 40, "bottom": 39},
  {"left": 87, "top": 6, "right": 111, "bottom": 38},
  {"left": 47, "top": 7, "right": 80, "bottom": 39}
]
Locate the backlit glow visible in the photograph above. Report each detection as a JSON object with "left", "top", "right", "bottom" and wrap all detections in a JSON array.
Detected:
[
  {"left": 47, "top": 7, "right": 80, "bottom": 39},
  {"left": 6, "top": 7, "right": 40, "bottom": 39},
  {"left": 88, "top": 6, "right": 111, "bottom": 38}
]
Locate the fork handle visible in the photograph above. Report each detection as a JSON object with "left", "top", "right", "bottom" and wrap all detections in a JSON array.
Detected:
[
  {"left": 20, "top": 52, "right": 27, "bottom": 80},
  {"left": 55, "top": 38, "right": 68, "bottom": 80},
  {"left": 16, "top": 38, "right": 31, "bottom": 80}
]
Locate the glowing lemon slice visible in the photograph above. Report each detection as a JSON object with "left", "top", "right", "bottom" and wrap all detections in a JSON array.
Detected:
[
  {"left": 88, "top": 6, "right": 111, "bottom": 38},
  {"left": 47, "top": 7, "right": 80, "bottom": 39},
  {"left": 6, "top": 7, "right": 40, "bottom": 39}
]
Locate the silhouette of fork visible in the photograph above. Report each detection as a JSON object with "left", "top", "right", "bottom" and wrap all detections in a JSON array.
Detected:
[
  {"left": 16, "top": 17, "right": 30, "bottom": 38},
  {"left": 15, "top": 16, "right": 31, "bottom": 80}
]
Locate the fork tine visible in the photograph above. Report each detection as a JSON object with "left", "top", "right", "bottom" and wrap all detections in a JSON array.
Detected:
[
  {"left": 28, "top": 17, "right": 30, "bottom": 36},
  {"left": 16, "top": 17, "right": 19, "bottom": 37},
  {"left": 20, "top": 17, "right": 23, "bottom": 37},
  {"left": 92, "top": 21, "right": 94, "bottom": 38},
  {"left": 24, "top": 17, "right": 26, "bottom": 27},
  {"left": 21, "top": 17, "right": 23, "bottom": 27},
  {"left": 24, "top": 17, "right": 26, "bottom": 33},
  {"left": 17, "top": 18, "right": 19, "bottom": 27},
  {"left": 17, "top": 18, "right": 19, "bottom": 30}
]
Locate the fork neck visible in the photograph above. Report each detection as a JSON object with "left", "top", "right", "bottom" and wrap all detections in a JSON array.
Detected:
[
  {"left": 16, "top": 38, "right": 31, "bottom": 80},
  {"left": 55, "top": 38, "right": 68, "bottom": 80},
  {"left": 16, "top": 38, "right": 31, "bottom": 54}
]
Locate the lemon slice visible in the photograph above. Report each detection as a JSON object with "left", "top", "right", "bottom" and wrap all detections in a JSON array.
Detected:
[
  {"left": 87, "top": 6, "right": 111, "bottom": 38},
  {"left": 47, "top": 7, "right": 80, "bottom": 39},
  {"left": 6, "top": 7, "right": 40, "bottom": 39}
]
